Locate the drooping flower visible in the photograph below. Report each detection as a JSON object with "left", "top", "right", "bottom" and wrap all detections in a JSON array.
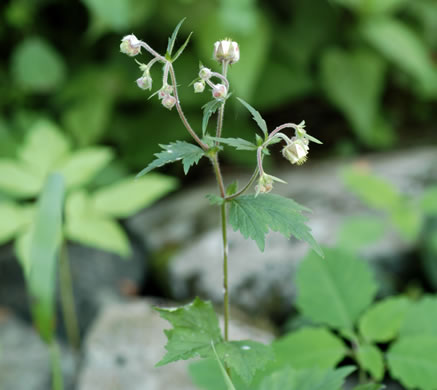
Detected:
[
  {"left": 120, "top": 34, "right": 141, "bottom": 57},
  {"left": 162, "top": 95, "right": 176, "bottom": 110},
  {"left": 282, "top": 137, "right": 309, "bottom": 165},
  {"left": 212, "top": 84, "right": 228, "bottom": 100},
  {"left": 213, "top": 39, "right": 240, "bottom": 64},
  {"left": 136, "top": 74, "right": 152, "bottom": 90},
  {"left": 255, "top": 173, "right": 286, "bottom": 196},
  {"left": 194, "top": 81, "right": 205, "bottom": 93},
  {"left": 199, "top": 67, "right": 212, "bottom": 80}
]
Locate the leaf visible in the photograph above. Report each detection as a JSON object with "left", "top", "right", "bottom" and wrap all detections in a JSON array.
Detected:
[
  {"left": 14, "top": 229, "right": 33, "bottom": 277},
  {"left": 352, "top": 384, "right": 386, "bottom": 390},
  {"left": 27, "top": 173, "right": 65, "bottom": 343},
  {"left": 59, "top": 147, "right": 114, "bottom": 190},
  {"left": 155, "top": 297, "right": 222, "bottom": 366},
  {"left": 320, "top": 48, "right": 388, "bottom": 146},
  {"left": 400, "top": 296, "right": 437, "bottom": 337},
  {"left": 91, "top": 173, "right": 177, "bottom": 218},
  {"left": 361, "top": 17, "right": 436, "bottom": 93},
  {"left": 356, "top": 344, "right": 385, "bottom": 381},
  {"left": 359, "top": 296, "right": 411, "bottom": 343},
  {"left": 296, "top": 248, "right": 377, "bottom": 330},
  {"left": 387, "top": 335, "right": 437, "bottom": 390},
  {"left": 226, "top": 181, "right": 238, "bottom": 196},
  {"left": 209, "top": 136, "right": 258, "bottom": 151},
  {"left": 237, "top": 97, "right": 268, "bottom": 137},
  {"left": 188, "top": 359, "right": 229, "bottom": 390},
  {"left": 420, "top": 186, "right": 437, "bottom": 216},
  {"left": 11, "top": 37, "right": 66, "bottom": 92},
  {"left": 202, "top": 99, "right": 222, "bottom": 136},
  {"left": 0, "top": 202, "right": 29, "bottom": 245},
  {"left": 167, "top": 18, "right": 186, "bottom": 56},
  {"left": 228, "top": 194, "right": 322, "bottom": 255},
  {"left": 216, "top": 340, "right": 274, "bottom": 384},
  {"left": 336, "top": 216, "right": 386, "bottom": 250},
  {"left": 137, "top": 141, "right": 205, "bottom": 177},
  {"left": 206, "top": 194, "right": 225, "bottom": 206},
  {"left": 211, "top": 343, "right": 237, "bottom": 390},
  {"left": 172, "top": 32, "right": 193, "bottom": 62},
  {"left": 0, "top": 159, "right": 42, "bottom": 199},
  {"left": 332, "top": 0, "right": 408, "bottom": 15},
  {"left": 273, "top": 327, "right": 347, "bottom": 370}
]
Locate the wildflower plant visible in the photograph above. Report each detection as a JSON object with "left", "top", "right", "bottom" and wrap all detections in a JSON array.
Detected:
[{"left": 121, "top": 19, "right": 324, "bottom": 385}]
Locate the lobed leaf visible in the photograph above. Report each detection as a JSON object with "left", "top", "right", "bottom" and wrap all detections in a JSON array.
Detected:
[
  {"left": 237, "top": 97, "right": 268, "bottom": 137},
  {"left": 228, "top": 194, "right": 322, "bottom": 255}
]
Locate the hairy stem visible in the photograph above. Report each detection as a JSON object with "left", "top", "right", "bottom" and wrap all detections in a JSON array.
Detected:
[
  {"left": 221, "top": 202, "right": 229, "bottom": 342},
  {"left": 168, "top": 64, "right": 209, "bottom": 151},
  {"left": 60, "top": 241, "right": 80, "bottom": 350},
  {"left": 50, "top": 340, "right": 64, "bottom": 390},
  {"left": 216, "top": 61, "right": 229, "bottom": 139}
]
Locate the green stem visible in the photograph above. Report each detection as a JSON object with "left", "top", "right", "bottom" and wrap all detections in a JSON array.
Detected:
[
  {"left": 216, "top": 61, "right": 229, "bottom": 139},
  {"left": 49, "top": 340, "right": 64, "bottom": 390},
  {"left": 59, "top": 241, "right": 80, "bottom": 349},
  {"left": 221, "top": 202, "right": 229, "bottom": 342},
  {"left": 225, "top": 166, "right": 259, "bottom": 201}
]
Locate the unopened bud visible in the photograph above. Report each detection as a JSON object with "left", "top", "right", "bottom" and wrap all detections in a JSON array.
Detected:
[
  {"left": 120, "top": 34, "right": 141, "bottom": 57},
  {"left": 212, "top": 84, "right": 227, "bottom": 100},
  {"left": 282, "top": 138, "right": 309, "bottom": 165},
  {"left": 194, "top": 81, "right": 205, "bottom": 93},
  {"left": 162, "top": 95, "right": 176, "bottom": 110},
  {"left": 199, "top": 67, "right": 212, "bottom": 80},
  {"left": 213, "top": 39, "right": 240, "bottom": 64},
  {"left": 255, "top": 175, "right": 274, "bottom": 195},
  {"left": 136, "top": 74, "right": 152, "bottom": 90}
]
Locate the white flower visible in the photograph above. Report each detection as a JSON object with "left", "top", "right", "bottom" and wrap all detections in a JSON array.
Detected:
[
  {"left": 282, "top": 138, "right": 309, "bottom": 165},
  {"left": 162, "top": 95, "right": 176, "bottom": 110},
  {"left": 212, "top": 83, "right": 227, "bottom": 100},
  {"left": 199, "top": 67, "right": 212, "bottom": 80},
  {"left": 255, "top": 173, "right": 286, "bottom": 196},
  {"left": 136, "top": 74, "right": 152, "bottom": 90},
  {"left": 194, "top": 81, "right": 205, "bottom": 93},
  {"left": 120, "top": 34, "right": 141, "bottom": 57},
  {"left": 213, "top": 39, "right": 240, "bottom": 64}
]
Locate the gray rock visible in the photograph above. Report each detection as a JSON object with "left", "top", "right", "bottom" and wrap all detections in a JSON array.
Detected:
[
  {"left": 0, "top": 311, "right": 76, "bottom": 390},
  {"left": 77, "top": 299, "right": 274, "bottom": 390},
  {"left": 127, "top": 148, "right": 437, "bottom": 318}
]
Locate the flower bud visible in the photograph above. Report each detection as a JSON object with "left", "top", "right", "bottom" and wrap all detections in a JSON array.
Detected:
[
  {"left": 255, "top": 175, "right": 274, "bottom": 195},
  {"left": 136, "top": 74, "right": 152, "bottom": 90},
  {"left": 120, "top": 34, "right": 141, "bottom": 57},
  {"left": 162, "top": 95, "right": 176, "bottom": 110},
  {"left": 199, "top": 67, "right": 212, "bottom": 80},
  {"left": 213, "top": 39, "right": 240, "bottom": 64},
  {"left": 282, "top": 138, "right": 309, "bottom": 165},
  {"left": 212, "top": 83, "right": 227, "bottom": 100},
  {"left": 194, "top": 81, "right": 205, "bottom": 93}
]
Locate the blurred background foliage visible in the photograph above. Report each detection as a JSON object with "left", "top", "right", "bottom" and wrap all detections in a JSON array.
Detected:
[{"left": 0, "top": 0, "right": 436, "bottom": 182}]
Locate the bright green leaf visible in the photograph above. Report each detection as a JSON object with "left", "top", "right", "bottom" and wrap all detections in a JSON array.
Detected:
[
  {"left": 59, "top": 147, "right": 113, "bottom": 190},
  {"left": 91, "top": 173, "right": 177, "bottom": 218},
  {"left": 400, "top": 296, "right": 437, "bottom": 337},
  {"left": 137, "top": 141, "right": 205, "bottom": 177},
  {"left": 237, "top": 98, "right": 268, "bottom": 137},
  {"left": 155, "top": 297, "right": 222, "bottom": 366},
  {"left": 420, "top": 186, "right": 437, "bottom": 216},
  {"left": 216, "top": 340, "right": 274, "bottom": 384},
  {"left": 0, "top": 159, "right": 41, "bottom": 199},
  {"left": 356, "top": 344, "right": 385, "bottom": 381},
  {"left": 172, "top": 32, "right": 193, "bottom": 62},
  {"left": 228, "top": 194, "right": 322, "bottom": 255},
  {"left": 273, "top": 327, "right": 347, "bottom": 370},
  {"left": 387, "top": 335, "right": 437, "bottom": 390},
  {"left": 0, "top": 202, "right": 28, "bottom": 245},
  {"left": 359, "top": 296, "right": 411, "bottom": 343},
  {"left": 167, "top": 18, "right": 186, "bottom": 56},
  {"left": 208, "top": 136, "right": 258, "bottom": 151},
  {"left": 296, "top": 248, "right": 377, "bottom": 330},
  {"left": 14, "top": 229, "right": 33, "bottom": 278},
  {"left": 11, "top": 37, "right": 66, "bottom": 92},
  {"left": 211, "top": 343, "right": 237, "bottom": 390},
  {"left": 337, "top": 216, "right": 386, "bottom": 250},
  {"left": 28, "top": 173, "right": 65, "bottom": 343}
]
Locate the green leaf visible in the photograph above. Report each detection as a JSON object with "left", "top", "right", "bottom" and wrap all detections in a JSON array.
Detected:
[
  {"left": 172, "top": 32, "right": 193, "bottom": 62},
  {"left": 91, "top": 173, "right": 177, "bottom": 218},
  {"left": 208, "top": 136, "right": 258, "bottom": 151},
  {"left": 337, "top": 216, "right": 386, "bottom": 251},
  {"left": 332, "top": 0, "right": 408, "bottom": 15},
  {"left": 202, "top": 100, "right": 222, "bottom": 136},
  {"left": 420, "top": 186, "right": 437, "bottom": 216},
  {"left": 273, "top": 327, "right": 347, "bottom": 370},
  {"left": 27, "top": 173, "right": 65, "bottom": 343},
  {"left": 167, "top": 18, "right": 186, "bottom": 56},
  {"left": 236, "top": 98, "right": 268, "bottom": 137},
  {"left": 137, "top": 141, "right": 205, "bottom": 177},
  {"left": 0, "top": 159, "right": 41, "bottom": 199},
  {"left": 296, "top": 248, "right": 377, "bottom": 330},
  {"left": 361, "top": 17, "right": 436, "bottom": 93},
  {"left": 11, "top": 37, "right": 66, "bottom": 92},
  {"left": 211, "top": 343, "right": 237, "bottom": 390},
  {"left": 216, "top": 340, "right": 274, "bottom": 384},
  {"left": 352, "top": 384, "right": 386, "bottom": 390},
  {"left": 189, "top": 359, "right": 229, "bottom": 390},
  {"left": 228, "top": 194, "right": 322, "bottom": 255},
  {"left": 206, "top": 194, "right": 225, "bottom": 206},
  {"left": 155, "top": 297, "right": 222, "bottom": 366},
  {"left": 226, "top": 181, "right": 238, "bottom": 196},
  {"left": 356, "top": 344, "right": 385, "bottom": 381},
  {"left": 400, "top": 296, "right": 437, "bottom": 337},
  {"left": 320, "top": 48, "right": 388, "bottom": 146},
  {"left": 59, "top": 147, "right": 114, "bottom": 190},
  {"left": 387, "top": 335, "right": 437, "bottom": 390},
  {"left": 359, "top": 296, "right": 411, "bottom": 343},
  {"left": 0, "top": 202, "right": 29, "bottom": 245}
]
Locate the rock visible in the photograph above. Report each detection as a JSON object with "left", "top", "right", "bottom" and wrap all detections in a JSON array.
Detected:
[
  {"left": 127, "top": 147, "right": 437, "bottom": 319},
  {"left": 0, "top": 310, "right": 76, "bottom": 390},
  {"left": 77, "top": 299, "right": 274, "bottom": 390}
]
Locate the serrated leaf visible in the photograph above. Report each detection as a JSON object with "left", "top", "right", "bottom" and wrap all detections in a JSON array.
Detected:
[
  {"left": 420, "top": 186, "right": 437, "bottom": 216},
  {"left": 228, "top": 194, "right": 322, "bottom": 255},
  {"left": 273, "top": 327, "right": 347, "bottom": 370},
  {"left": 237, "top": 97, "right": 268, "bottom": 137},
  {"left": 91, "top": 174, "right": 177, "bottom": 218},
  {"left": 202, "top": 100, "right": 222, "bottom": 136},
  {"left": 400, "top": 296, "right": 437, "bottom": 337},
  {"left": 172, "top": 32, "right": 193, "bottom": 62},
  {"left": 167, "top": 18, "right": 186, "bottom": 56},
  {"left": 216, "top": 340, "right": 274, "bottom": 384},
  {"left": 296, "top": 248, "right": 377, "bottom": 330},
  {"left": 137, "top": 141, "right": 204, "bottom": 177},
  {"left": 359, "top": 296, "right": 411, "bottom": 343},
  {"left": 155, "top": 298, "right": 222, "bottom": 366},
  {"left": 208, "top": 137, "right": 257, "bottom": 151},
  {"left": 0, "top": 159, "right": 42, "bottom": 199},
  {"left": 387, "top": 335, "right": 437, "bottom": 390},
  {"left": 357, "top": 344, "right": 384, "bottom": 381}
]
